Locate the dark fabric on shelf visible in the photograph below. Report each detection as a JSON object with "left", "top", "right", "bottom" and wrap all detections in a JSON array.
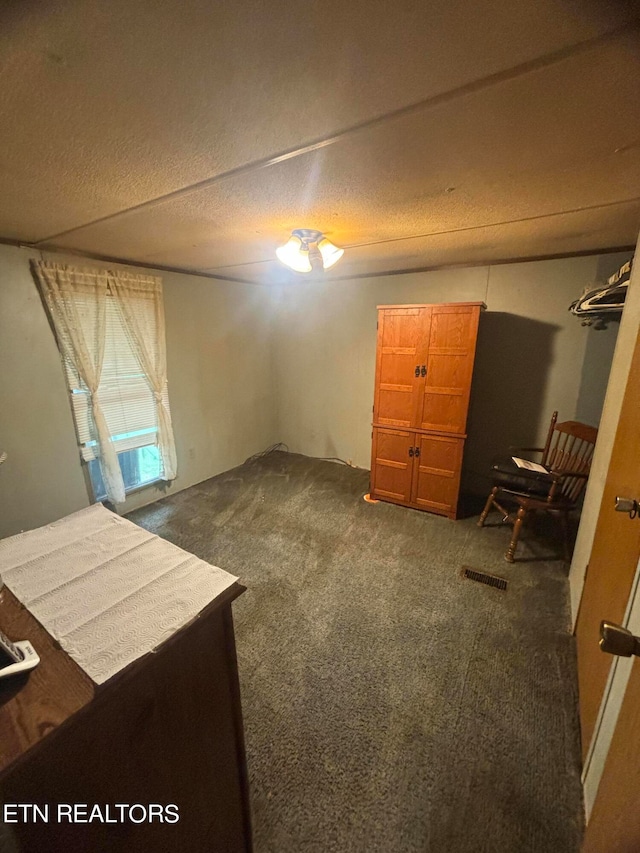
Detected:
[{"left": 128, "top": 451, "right": 584, "bottom": 853}]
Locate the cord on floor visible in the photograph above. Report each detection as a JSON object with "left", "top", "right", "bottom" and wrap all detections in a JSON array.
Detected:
[{"left": 244, "top": 444, "right": 361, "bottom": 469}]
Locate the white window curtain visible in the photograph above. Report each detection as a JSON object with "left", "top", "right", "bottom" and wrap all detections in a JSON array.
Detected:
[
  {"left": 67, "top": 298, "right": 172, "bottom": 460},
  {"left": 32, "top": 261, "right": 177, "bottom": 504},
  {"left": 32, "top": 261, "right": 126, "bottom": 503},
  {"left": 108, "top": 271, "right": 177, "bottom": 481}
]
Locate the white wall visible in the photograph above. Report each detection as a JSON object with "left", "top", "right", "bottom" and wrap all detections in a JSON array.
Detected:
[
  {"left": 0, "top": 245, "right": 91, "bottom": 534},
  {"left": 270, "top": 255, "right": 614, "bottom": 495},
  {"left": 574, "top": 253, "right": 633, "bottom": 427},
  {"left": 0, "top": 243, "right": 277, "bottom": 537},
  {"left": 575, "top": 323, "right": 619, "bottom": 427}
]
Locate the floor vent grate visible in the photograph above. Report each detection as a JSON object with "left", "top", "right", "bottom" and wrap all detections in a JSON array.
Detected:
[{"left": 462, "top": 567, "right": 508, "bottom": 591}]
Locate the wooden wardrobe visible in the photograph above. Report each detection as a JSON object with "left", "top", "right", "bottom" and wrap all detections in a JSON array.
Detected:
[{"left": 369, "top": 302, "right": 484, "bottom": 519}]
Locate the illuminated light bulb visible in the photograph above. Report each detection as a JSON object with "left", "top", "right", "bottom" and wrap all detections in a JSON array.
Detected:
[
  {"left": 276, "top": 235, "right": 312, "bottom": 273},
  {"left": 318, "top": 237, "right": 344, "bottom": 270},
  {"left": 276, "top": 230, "right": 344, "bottom": 273}
]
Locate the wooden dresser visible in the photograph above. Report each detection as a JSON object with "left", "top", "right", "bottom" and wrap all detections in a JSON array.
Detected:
[
  {"left": 0, "top": 584, "right": 251, "bottom": 853},
  {"left": 369, "top": 302, "right": 484, "bottom": 519}
]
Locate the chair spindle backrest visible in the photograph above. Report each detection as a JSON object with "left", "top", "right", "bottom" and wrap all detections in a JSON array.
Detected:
[{"left": 545, "top": 420, "right": 598, "bottom": 503}]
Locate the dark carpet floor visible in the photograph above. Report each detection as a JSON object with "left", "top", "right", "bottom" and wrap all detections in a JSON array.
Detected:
[{"left": 128, "top": 451, "right": 584, "bottom": 853}]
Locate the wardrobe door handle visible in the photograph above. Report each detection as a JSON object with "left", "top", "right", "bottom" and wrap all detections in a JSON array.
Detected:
[
  {"left": 409, "top": 447, "right": 414, "bottom": 457},
  {"left": 421, "top": 365, "right": 427, "bottom": 377},
  {"left": 414, "top": 446, "right": 421, "bottom": 457},
  {"left": 414, "top": 365, "right": 420, "bottom": 377}
]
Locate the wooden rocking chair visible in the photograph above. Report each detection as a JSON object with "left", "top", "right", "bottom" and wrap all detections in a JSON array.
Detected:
[{"left": 477, "top": 412, "right": 598, "bottom": 562}]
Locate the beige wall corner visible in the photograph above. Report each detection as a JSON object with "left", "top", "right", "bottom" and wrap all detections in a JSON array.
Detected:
[
  {"left": 0, "top": 244, "right": 278, "bottom": 537},
  {"left": 270, "top": 255, "right": 609, "bottom": 493},
  {"left": 0, "top": 246, "right": 91, "bottom": 536}
]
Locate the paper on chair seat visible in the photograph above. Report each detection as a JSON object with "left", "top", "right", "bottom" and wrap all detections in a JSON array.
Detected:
[
  {"left": 0, "top": 504, "right": 238, "bottom": 684},
  {"left": 511, "top": 457, "right": 548, "bottom": 474}
]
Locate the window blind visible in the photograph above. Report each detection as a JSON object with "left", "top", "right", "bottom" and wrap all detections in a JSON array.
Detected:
[{"left": 63, "top": 294, "right": 170, "bottom": 463}]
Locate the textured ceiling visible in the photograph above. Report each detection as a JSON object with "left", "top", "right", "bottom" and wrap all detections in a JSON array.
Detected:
[{"left": 1, "top": 0, "right": 639, "bottom": 283}]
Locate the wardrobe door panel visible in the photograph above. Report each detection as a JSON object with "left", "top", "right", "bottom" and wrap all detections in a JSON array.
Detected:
[
  {"left": 371, "top": 428, "right": 415, "bottom": 504},
  {"left": 374, "top": 308, "right": 427, "bottom": 428},
  {"left": 413, "top": 434, "right": 464, "bottom": 518},
  {"left": 418, "top": 306, "right": 479, "bottom": 435}
]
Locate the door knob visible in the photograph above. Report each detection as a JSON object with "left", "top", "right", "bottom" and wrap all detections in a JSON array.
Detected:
[
  {"left": 599, "top": 621, "right": 640, "bottom": 657},
  {"left": 420, "top": 365, "right": 427, "bottom": 377},
  {"left": 615, "top": 496, "right": 639, "bottom": 518}
]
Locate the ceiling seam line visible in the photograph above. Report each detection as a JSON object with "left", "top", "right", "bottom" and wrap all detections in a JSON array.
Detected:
[
  {"left": 268, "top": 246, "right": 637, "bottom": 283},
  {"left": 33, "top": 19, "right": 640, "bottom": 245},
  {"left": 200, "top": 196, "right": 640, "bottom": 271},
  {"left": 8, "top": 234, "right": 630, "bottom": 283},
  {"left": 340, "top": 196, "right": 640, "bottom": 249},
  {"left": 29, "top": 242, "right": 263, "bottom": 286}
]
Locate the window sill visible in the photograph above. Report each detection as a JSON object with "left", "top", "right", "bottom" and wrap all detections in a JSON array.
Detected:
[
  {"left": 95, "top": 478, "right": 165, "bottom": 506},
  {"left": 124, "top": 478, "right": 164, "bottom": 498}
]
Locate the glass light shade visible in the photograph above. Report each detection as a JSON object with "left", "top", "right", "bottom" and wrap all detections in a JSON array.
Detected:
[
  {"left": 276, "top": 235, "right": 312, "bottom": 273},
  {"left": 318, "top": 237, "right": 344, "bottom": 270}
]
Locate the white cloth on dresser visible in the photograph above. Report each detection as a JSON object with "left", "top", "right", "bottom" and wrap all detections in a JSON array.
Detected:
[{"left": 0, "top": 504, "right": 237, "bottom": 684}]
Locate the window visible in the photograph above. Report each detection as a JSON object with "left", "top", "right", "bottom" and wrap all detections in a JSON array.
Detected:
[
  {"left": 32, "top": 260, "right": 177, "bottom": 505},
  {"left": 88, "top": 446, "right": 162, "bottom": 501},
  {"left": 65, "top": 295, "right": 170, "bottom": 499}
]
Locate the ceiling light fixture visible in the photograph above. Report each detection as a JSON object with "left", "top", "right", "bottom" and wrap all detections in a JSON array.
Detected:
[{"left": 276, "top": 229, "right": 344, "bottom": 273}]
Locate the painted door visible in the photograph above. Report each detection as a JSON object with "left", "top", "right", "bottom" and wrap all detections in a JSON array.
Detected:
[
  {"left": 582, "top": 565, "right": 640, "bottom": 852},
  {"left": 575, "top": 329, "right": 640, "bottom": 758},
  {"left": 370, "top": 427, "right": 415, "bottom": 504},
  {"left": 412, "top": 433, "right": 464, "bottom": 518},
  {"left": 417, "top": 304, "right": 480, "bottom": 435},
  {"left": 373, "top": 307, "right": 430, "bottom": 429}
]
